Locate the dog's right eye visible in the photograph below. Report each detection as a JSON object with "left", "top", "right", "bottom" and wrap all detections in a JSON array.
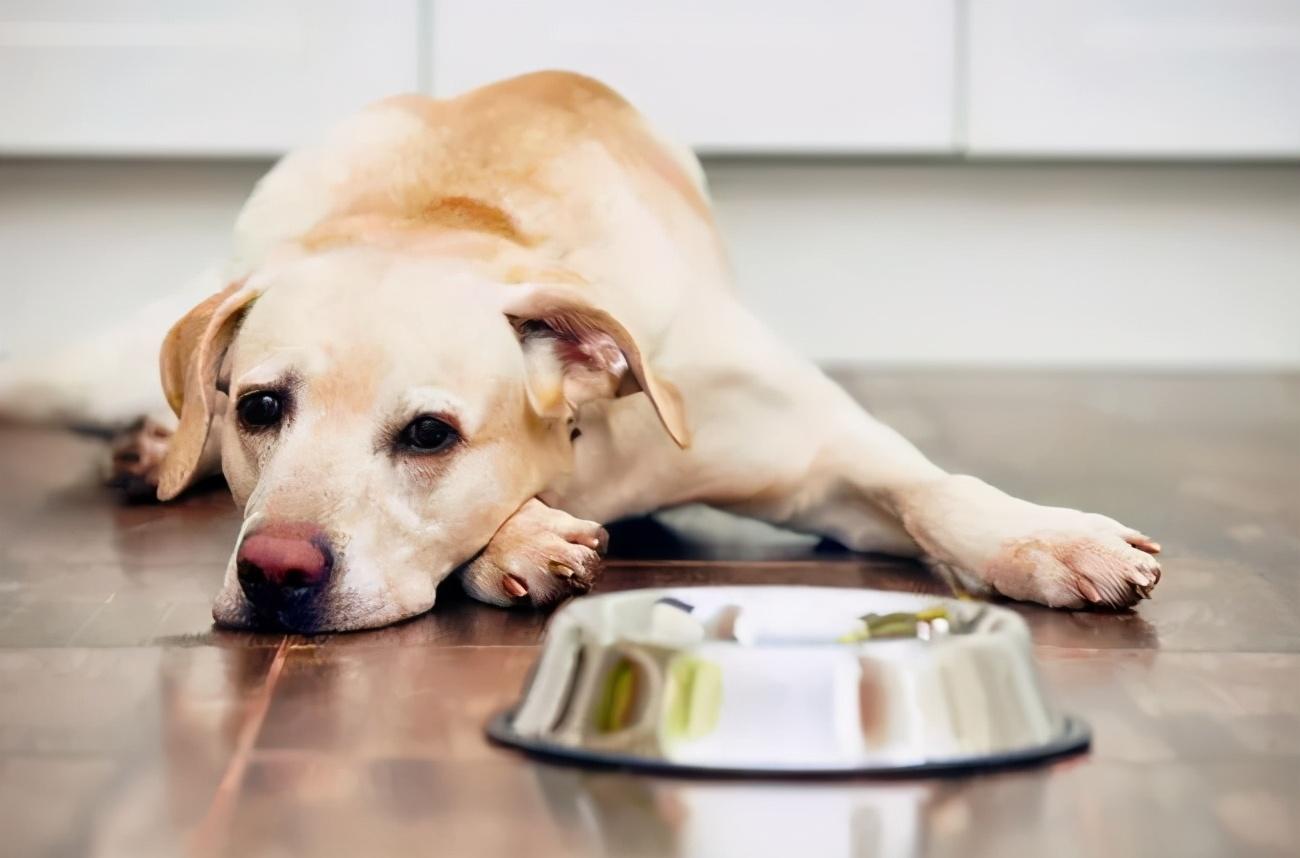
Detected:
[{"left": 237, "top": 392, "right": 283, "bottom": 429}]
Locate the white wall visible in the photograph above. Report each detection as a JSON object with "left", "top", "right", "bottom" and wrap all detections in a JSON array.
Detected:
[
  {"left": 0, "top": 160, "right": 259, "bottom": 355},
  {"left": 1, "top": 158, "right": 1297, "bottom": 366},
  {"left": 708, "top": 161, "right": 1300, "bottom": 366}
]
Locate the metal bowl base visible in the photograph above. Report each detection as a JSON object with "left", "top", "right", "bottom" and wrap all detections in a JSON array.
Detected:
[{"left": 487, "top": 708, "right": 1090, "bottom": 778}]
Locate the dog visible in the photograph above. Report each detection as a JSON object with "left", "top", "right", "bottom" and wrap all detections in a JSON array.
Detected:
[{"left": 0, "top": 72, "right": 1161, "bottom": 631}]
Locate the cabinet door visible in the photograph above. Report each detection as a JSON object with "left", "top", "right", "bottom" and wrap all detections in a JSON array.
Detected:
[
  {"left": 429, "top": 0, "right": 957, "bottom": 154},
  {"left": 0, "top": 1, "right": 418, "bottom": 156},
  {"left": 967, "top": 0, "right": 1300, "bottom": 157}
]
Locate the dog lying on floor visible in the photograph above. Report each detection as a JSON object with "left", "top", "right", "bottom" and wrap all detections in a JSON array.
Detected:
[{"left": 0, "top": 71, "right": 1161, "bottom": 631}]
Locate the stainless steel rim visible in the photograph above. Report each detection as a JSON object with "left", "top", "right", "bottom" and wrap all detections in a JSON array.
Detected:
[{"left": 486, "top": 707, "right": 1091, "bottom": 778}]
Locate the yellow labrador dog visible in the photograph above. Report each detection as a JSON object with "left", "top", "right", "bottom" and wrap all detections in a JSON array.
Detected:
[{"left": 1, "top": 72, "right": 1160, "bottom": 631}]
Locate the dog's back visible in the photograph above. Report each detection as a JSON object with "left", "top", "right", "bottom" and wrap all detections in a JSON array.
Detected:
[{"left": 233, "top": 71, "right": 729, "bottom": 329}]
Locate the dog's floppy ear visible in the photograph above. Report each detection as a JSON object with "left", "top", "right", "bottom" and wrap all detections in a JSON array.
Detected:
[
  {"left": 504, "top": 286, "right": 690, "bottom": 448},
  {"left": 157, "top": 279, "right": 258, "bottom": 500}
]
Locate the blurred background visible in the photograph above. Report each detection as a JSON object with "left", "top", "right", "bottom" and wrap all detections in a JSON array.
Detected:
[{"left": 1, "top": 0, "right": 1297, "bottom": 367}]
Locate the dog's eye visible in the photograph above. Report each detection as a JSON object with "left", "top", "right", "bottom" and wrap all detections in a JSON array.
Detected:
[
  {"left": 237, "top": 392, "right": 283, "bottom": 429},
  {"left": 399, "top": 416, "right": 459, "bottom": 453}
]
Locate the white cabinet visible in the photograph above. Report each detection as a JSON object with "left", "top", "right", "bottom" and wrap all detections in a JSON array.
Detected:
[
  {"left": 428, "top": 0, "right": 958, "bottom": 154},
  {"left": 966, "top": 0, "right": 1300, "bottom": 158},
  {"left": 1, "top": 2, "right": 1294, "bottom": 159},
  {"left": 0, "top": 1, "right": 419, "bottom": 156}
]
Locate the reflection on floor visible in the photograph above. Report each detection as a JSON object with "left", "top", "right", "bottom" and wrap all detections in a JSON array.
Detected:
[{"left": 0, "top": 370, "right": 1296, "bottom": 857}]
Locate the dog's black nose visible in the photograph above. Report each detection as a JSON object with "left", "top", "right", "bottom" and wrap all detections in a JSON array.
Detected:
[{"left": 235, "top": 521, "right": 333, "bottom": 626}]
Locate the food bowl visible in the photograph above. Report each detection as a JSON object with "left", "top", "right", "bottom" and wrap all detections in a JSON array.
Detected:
[{"left": 488, "top": 587, "right": 1088, "bottom": 775}]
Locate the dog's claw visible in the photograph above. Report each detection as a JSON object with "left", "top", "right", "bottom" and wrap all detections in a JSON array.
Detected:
[
  {"left": 1129, "top": 535, "right": 1162, "bottom": 555},
  {"left": 1078, "top": 579, "right": 1102, "bottom": 604}
]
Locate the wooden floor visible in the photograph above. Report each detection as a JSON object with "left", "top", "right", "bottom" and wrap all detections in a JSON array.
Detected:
[{"left": 1, "top": 370, "right": 1296, "bottom": 858}]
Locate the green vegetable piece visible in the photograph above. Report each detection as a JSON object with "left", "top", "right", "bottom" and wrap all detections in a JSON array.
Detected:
[
  {"left": 595, "top": 658, "right": 637, "bottom": 732},
  {"left": 857, "top": 606, "right": 951, "bottom": 640},
  {"left": 664, "top": 657, "right": 722, "bottom": 740}
]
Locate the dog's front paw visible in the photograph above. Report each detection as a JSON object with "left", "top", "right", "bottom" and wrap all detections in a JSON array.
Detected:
[
  {"left": 982, "top": 519, "right": 1162, "bottom": 609},
  {"left": 459, "top": 499, "right": 608, "bottom": 608},
  {"left": 105, "top": 413, "right": 176, "bottom": 501},
  {"left": 904, "top": 475, "right": 1162, "bottom": 610}
]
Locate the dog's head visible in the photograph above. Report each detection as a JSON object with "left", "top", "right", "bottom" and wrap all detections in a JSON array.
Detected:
[{"left": 159, "top": 248, "right": 687, "bottom": 631}]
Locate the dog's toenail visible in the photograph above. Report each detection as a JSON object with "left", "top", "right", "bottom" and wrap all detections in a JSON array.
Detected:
[
  {"left": 503, "top": 574, "right": 528, "bottom": 597},
  {"left": 548, "top": 561, "right": 574, "bottom": 578}
]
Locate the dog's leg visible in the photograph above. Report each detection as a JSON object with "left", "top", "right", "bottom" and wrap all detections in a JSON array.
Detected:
[
  {"left": 706, "top": 359, "right": 1162, "bottom": 609},
  {"left": 555, "top": 301, "right": 1159, "bottom": 609},
  {"left": 458, "top": 498, "right": 609, "bottom": 607},
  {"left": 880, "top": 474, "right": 1161, "bottom": 608}
]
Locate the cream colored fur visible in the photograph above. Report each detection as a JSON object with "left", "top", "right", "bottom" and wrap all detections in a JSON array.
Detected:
[{"left": 0, "top": 72, "right": 1161, "bottom": 631}]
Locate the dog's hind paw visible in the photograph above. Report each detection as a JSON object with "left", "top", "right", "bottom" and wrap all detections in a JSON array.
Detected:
[
  {"left": 459, "top": 499, "right": 608, "bottom": 608},
  {"left": 105, "top": 413, "right": 175, "bottom": 501}
]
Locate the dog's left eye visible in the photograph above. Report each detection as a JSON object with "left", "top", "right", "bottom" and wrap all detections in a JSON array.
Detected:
[
  {"left": 237, "top": 391, "right": 283, "bottom": 429},
  {"left": 398, "top": 416, "right": 459, "bottom": 453}
]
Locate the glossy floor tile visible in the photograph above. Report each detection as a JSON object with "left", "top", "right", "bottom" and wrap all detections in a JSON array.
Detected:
[{"left": 1, "top": 370, "right": 1297, "bottom": 857}]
